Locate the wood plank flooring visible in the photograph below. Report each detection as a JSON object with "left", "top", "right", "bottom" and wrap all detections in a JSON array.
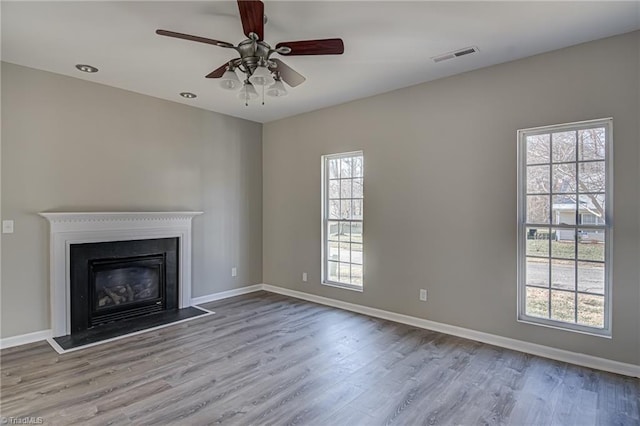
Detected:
[{"left": 1, "top": 291, "right": 638, "bottom": 425}]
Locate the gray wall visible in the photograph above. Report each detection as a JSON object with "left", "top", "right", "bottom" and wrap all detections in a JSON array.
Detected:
[
  {"left": 263, "top": 32, "right": 640, "bottom": 365},
  {"left": 1, "top": 62, "right": 263, "bottom": 338}
]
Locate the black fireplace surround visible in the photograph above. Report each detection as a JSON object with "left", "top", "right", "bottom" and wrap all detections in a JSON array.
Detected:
[{"left": 70, "top": 238, "right": 179, "bottom": 334}]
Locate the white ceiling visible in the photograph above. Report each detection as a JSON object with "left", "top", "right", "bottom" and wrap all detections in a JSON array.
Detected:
[{"left": 2, "top": 1, "right": 639, "bottom": 123}]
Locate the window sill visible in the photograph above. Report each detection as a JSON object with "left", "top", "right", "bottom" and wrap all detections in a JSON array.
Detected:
[
  {"left": 517, "top": 316, "right": 611, "bottom": 339},
  {"left": 322, "top": 281, "right": 363, "bottom": 293}
]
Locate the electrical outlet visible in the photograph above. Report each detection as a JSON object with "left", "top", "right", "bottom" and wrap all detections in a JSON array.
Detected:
[
  {"left": 2, "top": 220, "right": 14, "bottom": 234},
  {"left": 231, "top": 267, "right": 237, "bottom": 277},
  {"left": 419, "top": 289, "right": 427, "bottom": 302},
  {"left": 302, "top": 272, "right": 308, "bottom": 282}
]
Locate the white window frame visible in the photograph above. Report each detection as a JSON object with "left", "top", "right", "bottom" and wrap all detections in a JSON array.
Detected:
[
  {"left": 321, "top": 151, "right": 364, "bottom": 292},
  {"left": 517, "top": 118, "right": 613, "bottom": 337}
]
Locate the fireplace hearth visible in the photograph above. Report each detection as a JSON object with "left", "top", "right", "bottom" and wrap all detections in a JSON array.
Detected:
[{"left": 70, "top": 238, "right": 179, "bottom": 334}]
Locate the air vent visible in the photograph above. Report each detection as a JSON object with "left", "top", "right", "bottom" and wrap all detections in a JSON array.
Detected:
[{"left": 432, "top": 46, "right": 479, "bottom": 63}]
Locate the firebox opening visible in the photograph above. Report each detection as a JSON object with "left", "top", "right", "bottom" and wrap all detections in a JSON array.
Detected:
[{"left": 70, "top": 238, "right": 179, "bottom": 335}]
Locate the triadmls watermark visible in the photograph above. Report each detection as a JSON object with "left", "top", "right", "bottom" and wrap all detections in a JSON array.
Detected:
[{"left": 0, "top": 417, "right": 44, "bottom": 425}]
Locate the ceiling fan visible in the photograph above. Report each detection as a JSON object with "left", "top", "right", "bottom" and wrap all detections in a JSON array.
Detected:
[{"left": 156, "top": 0, "right": 344, "bottom": 104}]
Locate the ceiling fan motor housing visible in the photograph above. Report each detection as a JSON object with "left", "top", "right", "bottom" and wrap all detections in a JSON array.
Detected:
[{"left": 235, "top": 38, "right": 273, "bottom": 76}]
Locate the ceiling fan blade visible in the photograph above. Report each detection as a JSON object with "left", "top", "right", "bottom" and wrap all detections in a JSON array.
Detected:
[
  {"left": 205, "top": 63, "right": 232, "bottom": 79},
  {"left": 156, "top": 29, "right": 235, "bottom": 49},
  {"left": 275, "top": 38, "right": 344, "bottom": 56},
  {"left": 270, "top": 59, "right": 306, "bottom": 87},
  {"left": 237, "top": 0, "right": 264, "bottom": 40}
]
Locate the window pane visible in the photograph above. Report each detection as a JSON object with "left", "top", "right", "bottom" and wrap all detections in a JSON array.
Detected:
[
  {"left": 351, "top": 243, "right": 363, "bottom": 265},
  {"left": 526, "top": 228, "right": 549, "bottom": 257},
  {"left": 341, "top": 158, "right": 353, "bottom": 178},
  {"left": 352, "top": 178, "right": 363, "bottom": 198},
  {"left": 527, "top": 134, "right": 550, "bottom": 164},
  {"left": 338, "top": 262, "right": 350, "bottom": 282},
  {"left": 578, "top": 161, "right": 605, "bottom": 192},
  {"left": 578, "top": 229, "right": 604, "bottom": 261},
  {"left": 340, "top": 179, "right": 352, "bottom": 198},
  {"left": 551, "top": 229, "right": 575, "bottom": 259},
  {"left": 527, "top": 195, "right": 550, "bottom": 224},
  {"left": 340, "top": 200, "right": 351, "bottom": 219},
  {"left": 328, "top": 241, "right": 340, "bottom": 261},
  {"left": 353, "top": 156, "right": 363, "bottom": 177},
  {"left": 526, "top": 257, "right": 548, "bottom": 287},
  {"left": 338, "top": 222, "right": 351, "bottom": 242},
  {"left": 527, "top": 165, "right": 550, "bottom": 194},
  {"left": 552, "top": 195, "right": 576, "bottom": 225},
  {"left": 578, "top": 128, "right": 606, "bottom": 161},
  {"left": 526, "top": 287, "right": 549, "bottom": 318},
  {"left": 329, "top": 180, "right": 340, "bottom": 199},
  {"left": 578, "top": 194, "right": 605, "bottom": 225},
  {"left": 328, "top": 159, "right": 340, "bottom": 179},
  {"left": 329, "top": 200, "right": 340, "bottom": 219},
  {"left": 351, "top": 264, "right": 363, "bottom": 285},
  {"left": 327, "top": 221, "right": 340, "bottom": 241},
  {"left": 552, "top": 164, "right": 576, "bottom": 193},
  {"left": 551, "top": 259, "right": 575, "bottom": 291},
  {"left": 352, "top": 200, "right": 363, "bottom": 220},
  {"left": 350, "top": 222, "right": 363, "bottom": 243},
  {"left": 339, "top": 242, "right": 350, "bottom": 263},
  {"left": 552, "top": 131, "right": 576, "bottom": 163},
  {"left": 577, "top": 294, "right": 604, "bottom": 328},
  {"left": 577, "top": 261, "right": 604, "bottom": 294},
  {"left": 327, "top": 261, "right": 339, "bottom": 282},
  {"left": 551, "top": 290, "right": 575, "bottom": 323}
]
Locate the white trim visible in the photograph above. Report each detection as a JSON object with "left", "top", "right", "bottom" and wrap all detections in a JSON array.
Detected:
[
  {"left": 39, "top": 211, "right": 203, "bottom": 337},
  {"left": 0, "top": 329, "right": 52, "bottom": 349},
  {"left": 516, "top": 118, "right": 613, "bottom": 336},
  {"left": 261, "top": 284, "right": 639, "bottom": 378},
  {"left": 0, "top": 284, "right": 261, "bottom": 351},
  {"left": 321, "top": 151, "right": 365, "bottom": 291},
  {"left": 4, "top": 283, "right": 638, "bottom": 378},
  {"left": 190, "top": 284, "right": 263, "bottom": 305},
  {"left": 46, "top": 306, "right": 215, "bottom": 354}
]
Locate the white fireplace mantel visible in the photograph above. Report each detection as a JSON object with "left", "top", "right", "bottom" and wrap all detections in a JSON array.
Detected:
[{"left": 39, "top": 211, "right": 203, "bottom": 337}]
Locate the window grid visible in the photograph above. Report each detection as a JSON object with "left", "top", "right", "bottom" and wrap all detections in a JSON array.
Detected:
[
  {"left": 322, "top": 152, "right": 364, "bottom": 290},
  {"left": 518, "top": 119, "right": 611, "bottom": 336}
]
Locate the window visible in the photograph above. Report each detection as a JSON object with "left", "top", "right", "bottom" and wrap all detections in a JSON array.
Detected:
[
  {"left": 322, "top": 152, "right": 364, "bottom": 291},
  {"left": 517, "top": 118, "right": 612, "bottom": 335}
]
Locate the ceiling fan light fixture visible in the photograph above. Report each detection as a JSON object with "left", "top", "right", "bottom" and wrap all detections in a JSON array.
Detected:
[
  {"left": 266, "top": 79, "right": 288, "bottom": 97},
  {"left": 219, "top": 68, "right": 241, "bottom": 90},
  {"left": 238, "top": 81, "right": 259, "bottom": 101},
  {"left": 248, "top": 64, "right": 275, "bottom": 87}
]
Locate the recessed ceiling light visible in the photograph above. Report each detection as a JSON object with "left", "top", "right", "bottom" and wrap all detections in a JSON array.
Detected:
[
  {"left": 180, "top": 92, "right": 197, "bottom": 99},
  {"left": 75, "top": 64, "right": 98, "bottom": 73}
]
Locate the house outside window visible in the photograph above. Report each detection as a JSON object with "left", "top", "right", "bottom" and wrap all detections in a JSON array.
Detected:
[
  {"left": 517, "top": 118, "right": 612, "bottom": 336},
  {"left": 321, "top": 152, "right": 364, "bottom": 291}
]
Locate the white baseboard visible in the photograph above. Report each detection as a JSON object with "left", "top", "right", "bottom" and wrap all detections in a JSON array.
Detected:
[
  {"left": 0, "top": 329, "right": 52, "bottom": 350},
  {"left": 3, "top": 283, "right": 638, "bottom": 378},
  {"left": 261, "top": 284, "right": 640, "bottom": 378},
  {"left": 1, "top": 285, "right": 263, "bottom": 351},
  {"left": 190, "top": 284, "right": 263, "bottom": 306}
]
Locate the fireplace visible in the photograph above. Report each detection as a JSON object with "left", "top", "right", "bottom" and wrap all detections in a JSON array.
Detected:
[
  {"left": 70, "top": 238, "right": 179, "bottom": 334},
  {"left": 40, "top": 211, "right": 202, "bottom": 339}
]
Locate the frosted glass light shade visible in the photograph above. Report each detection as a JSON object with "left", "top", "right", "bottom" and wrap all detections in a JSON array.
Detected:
[
  {"left": 238, "top": 82, "right": 259, "bottom": 101},
  {"left": 219, "top": 69, "right": 241, "bottom": 90},
  {"left": 266, "top": 80, "right": 288, "bottom": 97},
  {"left": 248, "top": 65, "right": 275, "bottom": 87}
]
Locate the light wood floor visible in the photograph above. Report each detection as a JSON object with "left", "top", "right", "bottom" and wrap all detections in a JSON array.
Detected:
[{"left": 1, "top": 291, "right": 638, "bottom": 425}]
